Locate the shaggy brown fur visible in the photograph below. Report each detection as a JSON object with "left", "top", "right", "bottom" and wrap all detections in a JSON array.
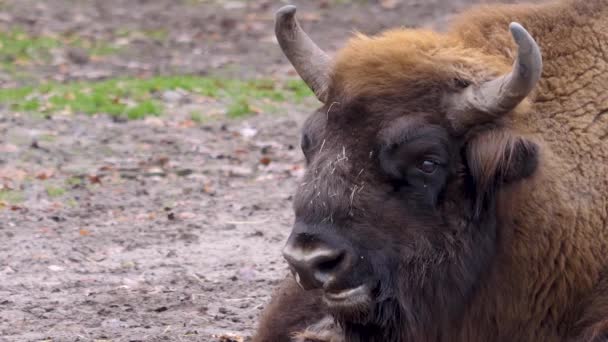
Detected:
[
  {"left": 254, "top": 0, "right": 608, "bottom": 341},
  {"left": 291, "top": 316, "right": 345, "bottom": 342},
  {"left": 253, "top": 276, "right": 327, "bottom": 342}
]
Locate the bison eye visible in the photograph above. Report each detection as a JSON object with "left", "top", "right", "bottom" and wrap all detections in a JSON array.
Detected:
[
  {"left": 418, "top": 160, "right": 438, "bottom": 174},
  {"left": 301, "top": 133, "right": 311, "bottom": 152},
  {"left": 301, "top": 133, "right": 313, "bottom": 163}
]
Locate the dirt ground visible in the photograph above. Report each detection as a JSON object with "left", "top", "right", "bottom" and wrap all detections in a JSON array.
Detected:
[{"left": 0, "top": 0, "right": 531, "bottom": 341}]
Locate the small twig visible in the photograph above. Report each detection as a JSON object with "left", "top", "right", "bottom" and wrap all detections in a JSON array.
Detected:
[
  {"left": 189, "top": 272, "right": 205, "bottom": 285},
  {"left": 224, "top": 220, "right": 268, "bottom": 225},
  {"left": 244, "top": 303, "right": 264, "bottom": 313},
  {"left": 224, "top": 297, "right": 260, "bottom": 301}
]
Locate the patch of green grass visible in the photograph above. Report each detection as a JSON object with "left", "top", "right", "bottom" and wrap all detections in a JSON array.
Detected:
[
  {"left": 0, "top": 28, "right": 119, "bottom": 71},
  {"left": 125, "top": 100, "right": 162, "bottom": 119},
  {"left": 21, "top": 98, "right": 40, "bottom": 111},
  {"left": 286, "top": 79, "right": 314, "bottom": 102},
  {"left": 46, "top": 185, "right": 66, "bottom": 198},
  {"left": 0, "top": 29, "right": 59, "bottom": 65},
  {"left": 190, "top": 111, "right": 203, "bottom": 123},
  {"left": 113, "top": 28, "right": 168, "bottom": 42},
  {"left": 143, "top": 29, "right": 169, "bottom": 41},
  {"left": 69, "top": 37, "right": 119, "bottom": 57},
  {"left": 227, "top": 97, "right": 252, "bottom": 118},
  {"left": 0, "top": 86, "right": 34, "bottom": 103},
  {"left": 0, "top": 76, "right": 314, "bottom": 119},
  {"left": 65, "top": 198, "right": 79, "bottom": 208},
  {"left": 0, "top": 189, "right": 24, "bottom": 204},
  {"left": 66, "top": 176, "right": 83, "bottom": 187},
  {"left": 38, "top": 133, "right": 57, "bottom": 142}
]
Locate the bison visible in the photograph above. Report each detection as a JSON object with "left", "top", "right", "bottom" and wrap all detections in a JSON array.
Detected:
[{"left": 254, "top": 0, "right": 608, "bottom": 341}]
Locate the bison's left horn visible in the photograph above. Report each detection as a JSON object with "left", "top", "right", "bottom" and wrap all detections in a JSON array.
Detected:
[
  {"left": 275, "top": 5, "right": 331, "bottom": 103},
  {"left": 449, "top": 22, "right": 542, "bottom": 131}
]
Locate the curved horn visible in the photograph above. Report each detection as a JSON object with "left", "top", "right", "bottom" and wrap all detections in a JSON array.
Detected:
[
  {"left": 450, "top": 22, "right": 542, "bottom": 131},
  {"left": 275, "top": 5, "right": 331, "bottom": 102}
]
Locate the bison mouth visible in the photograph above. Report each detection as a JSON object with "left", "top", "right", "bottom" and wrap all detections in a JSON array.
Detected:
[
  {"left": 322, "top": 282, "right": 381, "bottom": 324},
  {"left": 323, "top": 284, "right": 372, "bottom": 309}
]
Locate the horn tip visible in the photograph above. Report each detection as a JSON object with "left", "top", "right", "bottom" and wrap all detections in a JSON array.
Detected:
[
  {"left": 508, "top": 22, "right": 531, "bottom": 43},
  {"left": 509, "top": 22, "right": 525, "bottom": 31},
  {"left": 276, "top": 5, "right": 297, "bottom": 19}
]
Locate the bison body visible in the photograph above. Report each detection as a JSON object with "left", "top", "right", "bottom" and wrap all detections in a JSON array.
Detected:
[{"left": 254, "top": 0, "right": 608, "bottom": 341}]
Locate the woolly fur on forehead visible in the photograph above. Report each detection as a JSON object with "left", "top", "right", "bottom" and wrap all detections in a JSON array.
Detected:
[{"left": 331, "top": 29, "right": 512, "bottom": 99}]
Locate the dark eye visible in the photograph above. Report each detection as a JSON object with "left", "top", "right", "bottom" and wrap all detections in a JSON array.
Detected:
[
  {"left": 301, "top": 133, "right": 311, "bottom": 152},
  {"left": 301, "top": 133, "right": 313, "bottom": 163},
  {"left": 454, "top": 78, "right": 471, "bottom": 88},
  {"left": 418, "top": 160, "right": 438, "bottom": 174}
]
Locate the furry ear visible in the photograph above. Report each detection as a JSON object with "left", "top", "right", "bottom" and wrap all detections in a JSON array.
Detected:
[{"left": 465, "top": 129, "right": 539, "bottom": 214}]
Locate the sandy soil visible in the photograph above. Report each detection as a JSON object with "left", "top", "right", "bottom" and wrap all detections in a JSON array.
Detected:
[{"left": 0, "top": 0, "right": 533, "bottom": 341}]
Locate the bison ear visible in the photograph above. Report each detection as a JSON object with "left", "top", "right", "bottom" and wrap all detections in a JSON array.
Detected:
[{"left": 465, "top": 129, "right": 538, "bottom": 213}]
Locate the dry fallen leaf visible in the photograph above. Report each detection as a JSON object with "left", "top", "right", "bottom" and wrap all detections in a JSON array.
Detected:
[
  {"left": 0, "top": 167, "right": 28, "bottom": 182},
  {"left": 178, "top": 119, "right": 196, "bottom": 128},
  {"left": 99, "top": 165, "right": 115, "bottom": 172},
  {"left": 88, "top": 174, "right": 102, "bottom": 184},
  {"left": 178, "top": 212, "right": 197, "bottom": 220},
  {"left": 214, "top": 334, "right": 244, "bottom": 342},
  {"left": 157, "top": 156, "right": 170, "bottom": 167},
  {"left": 203, "top": 182, "right": 215, "bottom": 194},
  {"left": 36, "top": 169, "right": 55, "bottom": 180},
  {"left": 0, "top": 143, "right": 19, "bottom": 153},
  {"left": 79, "top": 228, "right": 91, "bottom": 236},
  {"left": 300, "top": 12, "right": 321, "bottom": 22},
  {"left": 380, "top": 0, "right": 399, "bottom": 9},
  {"left": 259, "top": 157, "right": 272, "bottom": 166}
]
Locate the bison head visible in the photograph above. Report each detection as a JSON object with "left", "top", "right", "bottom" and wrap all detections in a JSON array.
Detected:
[{"left": 276, "top": 5, "right": 541, "bottom": 340}]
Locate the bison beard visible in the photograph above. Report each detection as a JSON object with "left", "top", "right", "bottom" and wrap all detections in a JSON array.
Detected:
[{"left": 335, "top": 203, "right": 500, "bottom": 342}]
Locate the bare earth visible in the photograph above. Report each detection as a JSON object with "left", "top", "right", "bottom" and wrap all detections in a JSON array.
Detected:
[{"left": 0, "top": 0, "right": 531, "bottom": 341}]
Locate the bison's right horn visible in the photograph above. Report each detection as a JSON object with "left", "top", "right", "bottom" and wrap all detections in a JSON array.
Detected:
[
  {"left": 449, "top": 22, "right": 543, "bottom": 132},
  {"left": 275, "top": 5, "right": 331, "bottom": 103}
]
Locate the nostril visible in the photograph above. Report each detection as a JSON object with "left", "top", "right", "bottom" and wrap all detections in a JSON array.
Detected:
[
  {"left": 282, "top": 240, "right": 349, "bottom": 290},
  {"left": 316, "top": 252, "right": 345, "bottom": 273},
  {"left": 310, "top": 251, "right": 346, "bottom": 286}
]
